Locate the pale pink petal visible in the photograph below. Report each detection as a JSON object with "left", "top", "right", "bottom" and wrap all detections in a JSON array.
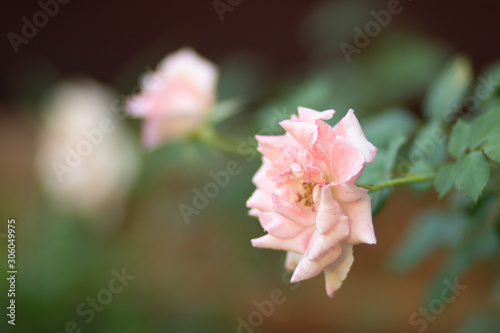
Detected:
[
  {"left": 248, "top": 208, "right": 260, "bottom": 217},
  {"left": 309, "top": 144, "right": 330, "bottom": 177},
  {"left": 314, "top": 119, "right": 337, "bottom": 151},
  {"left": 343, "top": 194, "right": 377, "bottom": 245},
  {"left": 157, "top": 47, "right": 218, "bottom": 97},
  {"left": 335, "top": 109, "right": 377, "bottom": 163},
  {"left": 246, "top": 189, "right": 274, "bottom": 212},
  {"left": 291, "top": 245, "right": 342, "bottom": 283},
  {"left": 127, "top": 47, "right": 218, "bottom": 147},
  {"left": 330, "top": 136, "right": 365, "bottom": 183},
  {"left": 126, "top": 95, "right": 151, "bottom": 117},
  {"left": 285, "top": 251, "right": 303, "bottom": 271},
  {"left": 315, "top": 184, "right": 344, "bottom": 234},
  {"left": 279, "top": 120, "right": 318, "bottom": 149},
  {"left": 282, "top": 146, "right": 324, "bottom": 184},
  {"left": 290, "top": 162, "right": 304, "bottom": 180},
  {"left": 150, "top": 113, "right": 204, "bottom": 143},
  {"left": 251, "top": 230, "right": 314, "bottom": 253},
  {"left": 334, "top": 183, "right": 367, "bottom": 203},
  {"left": 272, "top": 193, "right": 315, "bottom": 227},
  {"left": 307, "top": 216, "right": 349, "bottom": 261},
  {"left": 256, "top": 135, "right": 292, "bottom": 161},
  {"left": 259, "top": 212, "right": 305, "bottom": 239},
  {"left": 252, "top": 158, "right": 278, "bottom": 192},
  {"left": 297, "top": 107, "right": 334, "bottom": 123},
  {"left": 324, "top": 244, "right": 355, "bottom": 297}
]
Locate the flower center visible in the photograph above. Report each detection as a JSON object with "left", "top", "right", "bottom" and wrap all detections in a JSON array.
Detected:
[{"left": 296, "top": 181, "right": 316, "bottom": 211}]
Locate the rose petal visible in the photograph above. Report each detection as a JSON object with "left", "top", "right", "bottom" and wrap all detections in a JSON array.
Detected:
[
  {"left": 246, "top": 189, "right": 274, "bottom": 212},
  {"left": 334, "top": 183, "right": 367, "bottom": 203},
  {"left": 330, "top": 136, "right": 365, "bottom": 183},
  {"left": 272, "top": 193, "right": 315, "bottom": 227},
  {"left": 252, "top": 158, "right": 278, "bottom": 192},
  {"left": 248, "top": 208, "right": 260, "bottom": 217},
  {"left": 291, "top": 245, "right": 342, "bottom": 283},
  {"left": 285, "top": 251, "right": 303, "bottom": 271},
  {"left": 324, "top": 244, "right": 355, "bottom": 297},
  {"left": 256, "top": 135, "right": 293, "bottom": 161},
  {"left": 251, "top": 230, "right": 313, "bottom": 253},
  {"left": 297, "top": 107, "right": 335, "bottom": 123},
  {"left": 259, "top": 212, "right": 305, "bottom": 239},
  {"left": 307, "top": 216, "right": 349, "bottom": 261},
  {"left": 280, "top": 120, "right": 318, "bottom": 149},
  {"left": 334, "top": 109, "right": 377, "bottom": 163},
  {"left": 315, "top": 184, "right": 344, "bottom": 234},
  {"left": 343, "top": 194, "right": 377, "bottom": 245}
]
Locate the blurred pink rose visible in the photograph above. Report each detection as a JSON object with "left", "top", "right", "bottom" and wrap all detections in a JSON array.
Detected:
[
  {"left": 247, "top": 107, "right": 377, "bottom": 297},
  {"left": 127, "top": 47, "right": 218, "bottom": 149}
]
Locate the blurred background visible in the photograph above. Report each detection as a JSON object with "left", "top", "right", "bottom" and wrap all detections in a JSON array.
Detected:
[{"left": 1, "top": 0, "right": 500, "bottom": 332}]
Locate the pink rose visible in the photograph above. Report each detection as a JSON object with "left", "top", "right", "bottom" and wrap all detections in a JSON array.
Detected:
[
  {"left": 127, "top": 47, "right": 218, "bottom": 149},
  {"left": 247, "top": 107, "right": 377, "bottom": 297}
]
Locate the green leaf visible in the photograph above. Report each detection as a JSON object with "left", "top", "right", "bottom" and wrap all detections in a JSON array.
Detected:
[
  {"left": 423, "top": 56, "right": 473, "bottom": 121},
  {"left": 477, "top": 60, "right": 500, "bottom": 101},
  {"left": 434, "top": 163, "right": 456, "bottom": 198},
  {"left": 405, "top": 121, "right": 448, "bottom": 170},
  {"left": 483, "top": 138, "right": 500, "bottom": 163},
  {"left": 454, "top": 151, "right": 491, "bottom": 201},
  {"left": 469, "top": 103, "right": 500, "bottom": 149},
  {"left": 448, "top": 119, "right": 471, "bottom": 158}
]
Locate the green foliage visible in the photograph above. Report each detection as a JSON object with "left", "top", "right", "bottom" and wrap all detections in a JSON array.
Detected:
[
  {"left": 408, "top": 120, "right": 448, "bottom": 166},
  {"left": 425, "top": 194, "right": 500, "bottom": 305},
  {"left": 432, "top": 83, "right": 500, "bottom": 201},
  {"left": 423, "top": 56, "right": 473, "bottom": 121},
  {"left": 469, "top": 103, "right": 500, "bottom": 149},
  {"left": 454, "top": 151, "right": 491, "bottom": 202},
  {"left": 483, "top": 138, "right": 500, "bottom": 163},
  {"left": 362, "top": 107, "right": 418, "bottom": 148},
  {"left": 359, "top": 108, "right": 417, "bottom": 213},
  {"left": 478, "top": 60, "right": 500, "bottom": 101},
  {"left": 434, "top": 163, "right": 456, "bottom": 198},
  {"left": 448, "top": 119, "right": 471, "bottom": 159},
  {"left": 359, "top": 133, "right": 406, "bottom": 214}
]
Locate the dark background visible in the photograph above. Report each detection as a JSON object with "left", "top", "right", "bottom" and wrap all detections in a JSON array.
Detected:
[{"left": 1, "top": 0, "right": 500, "bottom": 103}]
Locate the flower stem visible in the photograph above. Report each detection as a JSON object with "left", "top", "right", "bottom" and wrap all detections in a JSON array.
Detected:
[
  {"left": 359, "top": 174, "right": 436, "bottom": 193},
  {"left": 195, "top": 125, "right": 241, "bottom": 155}
]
